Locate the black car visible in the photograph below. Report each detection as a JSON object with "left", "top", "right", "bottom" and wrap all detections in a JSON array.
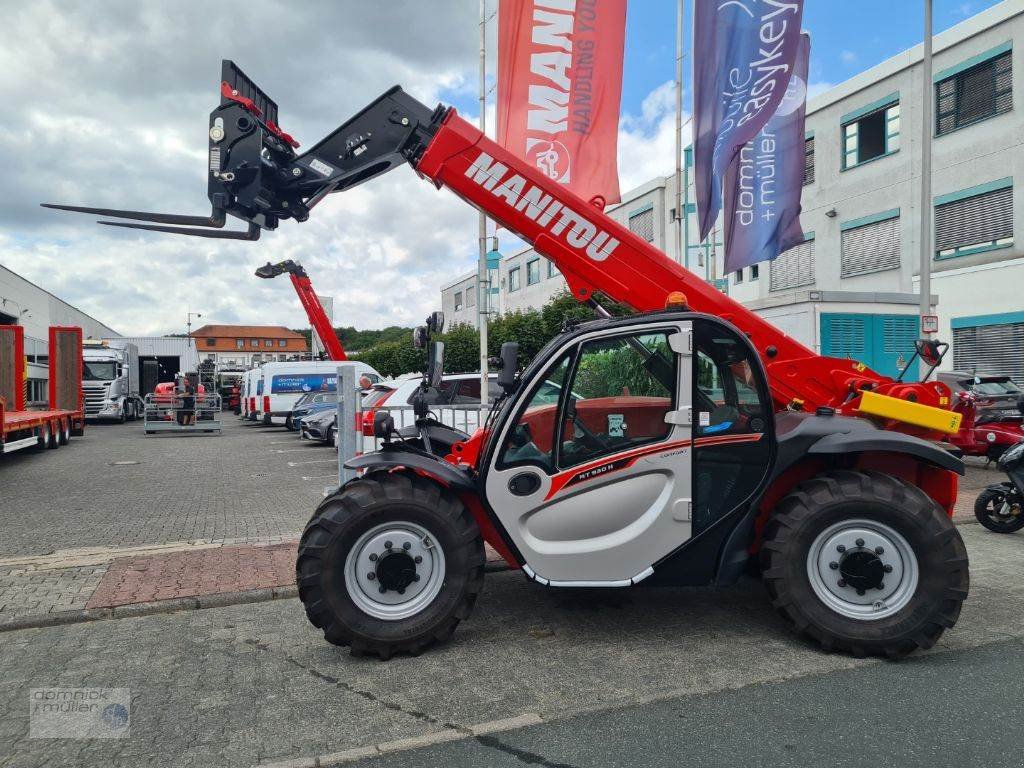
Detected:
[
  {"left": 286, "top": 392, "right": 335, "bottom": 430},
  {"left": 937, "top": 371, "right": 1024, "bottom": 422}
]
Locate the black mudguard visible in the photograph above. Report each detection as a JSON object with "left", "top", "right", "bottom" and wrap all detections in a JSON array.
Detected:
[
  {"left": 807, "top": 430, "right": 965, "bottom": 475},
  {"left": 344, "top": 445, "right": 476, "bottom": 493}
]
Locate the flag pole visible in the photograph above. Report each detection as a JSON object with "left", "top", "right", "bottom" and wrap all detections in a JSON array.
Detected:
[
  {"left": 674, "top": 0, "right": 684, "bottom": 267},
  {"left": 478, "top": 0, "right": 490, "bottom": 404},
  {"left": 918, "top": 0, "right": 934, "bottom": 379}
]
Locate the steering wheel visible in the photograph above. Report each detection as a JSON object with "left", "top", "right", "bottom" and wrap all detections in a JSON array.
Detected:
[{"left": 571, "top": 412, "right": 613, "bottom": 452}]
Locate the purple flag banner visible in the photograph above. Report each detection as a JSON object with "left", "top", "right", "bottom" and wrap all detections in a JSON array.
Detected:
[
  {"left": 693, "top": 0, "right": 805, "bottom": 241},
  {"left": 723, "top": 32, "right": 810, "bottom": 273}
]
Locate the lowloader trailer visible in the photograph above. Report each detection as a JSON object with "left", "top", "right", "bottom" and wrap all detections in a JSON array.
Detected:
[{"left": 1, "top": 325, "right": 85, "bottom": 455}]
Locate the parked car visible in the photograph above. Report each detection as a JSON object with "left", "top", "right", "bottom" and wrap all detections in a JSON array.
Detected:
[
  {"left": 299, "top": 408, "right": 337, "bottom": 446},
  {"left": 286, "top": 391, "right": 336, "bottom": 431},
  {"left": 374, "top": 373, "right": 500, "bottom": 433},
  {"left": 937, "top": 371, "right": 1024, "bottom": 422}
]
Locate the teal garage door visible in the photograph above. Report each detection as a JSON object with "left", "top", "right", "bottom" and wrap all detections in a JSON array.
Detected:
[{"left": 821, "top": 314, "right": 919, "bottom": 380}]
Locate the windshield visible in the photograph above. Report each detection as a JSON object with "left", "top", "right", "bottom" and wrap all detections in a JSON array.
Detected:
[
  {"left": 972, "top": 379, "right": 1023, "bottom": 396},
  {"left": 82, "top": 361, "right": 118, "bottom": 381}
]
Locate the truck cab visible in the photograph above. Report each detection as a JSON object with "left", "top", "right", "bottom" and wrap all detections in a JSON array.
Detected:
[{"left": 82, "top": 340, "right": 141, "bottom": 422}]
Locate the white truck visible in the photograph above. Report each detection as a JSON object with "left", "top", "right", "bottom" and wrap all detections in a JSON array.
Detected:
[{"left": 82, "top": 340, "right": 143, "bottom": 422}]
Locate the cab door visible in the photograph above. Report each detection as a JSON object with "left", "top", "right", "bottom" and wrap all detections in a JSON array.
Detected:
[{"left": 484, "top": 322, "right": 694, "bottom": 584}]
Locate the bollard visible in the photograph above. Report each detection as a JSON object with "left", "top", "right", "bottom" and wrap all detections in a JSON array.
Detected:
[{"left": 336, "top": 365, "right": 358, "bottom": 485}]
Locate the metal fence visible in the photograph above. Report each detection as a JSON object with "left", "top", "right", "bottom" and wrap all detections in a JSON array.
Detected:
[{"left": 142, "top": 392, "right": 222, "bottom": 435}]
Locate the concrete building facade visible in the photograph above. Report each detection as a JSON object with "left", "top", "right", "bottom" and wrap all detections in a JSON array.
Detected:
[
  {"left": 441, "top": 1, "right": 1023, "bottom": 382},
  {"left": 189, "top": 324, "right": 310, "bottom": 368}
]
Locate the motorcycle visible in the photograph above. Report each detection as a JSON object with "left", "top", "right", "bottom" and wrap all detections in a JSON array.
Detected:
[{"left": 975, "top": 440, "right": 1024, "bottom": 533}]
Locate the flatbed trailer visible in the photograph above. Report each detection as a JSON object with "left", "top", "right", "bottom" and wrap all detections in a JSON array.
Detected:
[{"left": 1, "top": 325, "right": 85, "bottom": 455}]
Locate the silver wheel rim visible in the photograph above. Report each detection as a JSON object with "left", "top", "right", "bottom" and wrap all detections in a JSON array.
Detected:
[
  {"left": 344, "top": 521, "right": 446, "bottom": 621},
  {"left": 807, "top": 518, "right": 919, "bottom": 621}
]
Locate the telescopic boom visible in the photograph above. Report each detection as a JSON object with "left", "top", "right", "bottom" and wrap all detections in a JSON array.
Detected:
[{"left": 44, "top": 60, "right": 960, "bottom": 438}]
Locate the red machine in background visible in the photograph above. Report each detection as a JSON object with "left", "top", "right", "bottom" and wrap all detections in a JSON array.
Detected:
[
  {"left": 0, "top": 325, "right": 85, "bottom": 455},
  {"left": 949, "top": 390, "right": 1024, "bottom": 460},
  {"left": 255, "top": 260, "right": 347, "bottom": 361}
]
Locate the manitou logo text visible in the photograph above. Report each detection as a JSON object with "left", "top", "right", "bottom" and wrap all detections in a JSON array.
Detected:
[{"left": 465, "top": 151, "right": 620, "bottom": 262}]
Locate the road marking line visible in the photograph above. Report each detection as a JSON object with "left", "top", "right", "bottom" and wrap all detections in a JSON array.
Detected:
[
  {"left": 302, "top": 474, "right": 337, "bottom": 481},
  {"left": 274, "top": 448, "right": 320, "bottom": 453},
  {"left": 287, "top": 459, "right": 336, "bottom": 467}
]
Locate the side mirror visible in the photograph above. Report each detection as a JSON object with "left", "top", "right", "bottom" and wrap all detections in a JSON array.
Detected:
[
  {"left": 412, "top": 326, "right": 428, "bottom": 350},
  {"left": 373, "top": 410, "right": 395, "bottom": 440},
  {"left": 496, "top": 342, "right": 519, "bottom": 393},
  {"left": 915, "top": 339, "right": 945, "bottom": 368},
  {"left": 427, "top": 311, "right": 445, "bottom": 335},
  {"left": 426, "top": 341, "right": 445, "bottom": 389}
]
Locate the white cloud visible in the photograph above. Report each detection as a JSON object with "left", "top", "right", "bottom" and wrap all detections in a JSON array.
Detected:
[
  {"left": 840, "top": 50, "right": 858, "bottom": 65},
  {"left": 617, "top": 80, "right": 689, "bottom": 192}
]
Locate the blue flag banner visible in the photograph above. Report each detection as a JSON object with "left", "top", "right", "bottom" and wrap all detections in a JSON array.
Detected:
[
  {"left": 693, "top": 0, "right": 805, "bottom": 241},
  {"left": 723, "top": 32, "right": 810, "bottom": 273}
]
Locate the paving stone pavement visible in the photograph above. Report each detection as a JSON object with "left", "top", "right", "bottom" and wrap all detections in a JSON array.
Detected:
[
  {"left": 0, "top": 565, "right": 107, "bottom": 620},
  {"left": 0, "top": 525, "right": 1020, "bottom": 768},
  {"left": 0, "top": 418, "right": 326, "bottom": 559}
]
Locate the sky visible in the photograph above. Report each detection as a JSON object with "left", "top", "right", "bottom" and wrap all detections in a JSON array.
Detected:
[{"left": 0, "top": 0, "right": 1005, "bottom": 336}]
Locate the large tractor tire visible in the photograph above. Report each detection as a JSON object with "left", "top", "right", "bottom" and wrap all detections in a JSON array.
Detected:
[
  {"left": 761, "top": 470, "right": 969, "bottom": 658},
  {"left": 296, "top": 473, "right": 485, "bottom": 659}
]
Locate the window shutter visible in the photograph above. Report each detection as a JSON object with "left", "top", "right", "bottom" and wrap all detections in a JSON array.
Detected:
[
  {"left": 936, "top": 50, "right": 1012, "bottom": 135},
  {"left": 770, "top": 239, "right": 815, "bottom": 291},
  {"left": 823, "top": 316, "right": 869, "bottom": 359},
  {"left": 953, "top": 322, "right": 1024, "bottom": 383},
  {"left": 841, "top": 216, "right": 900, "bottom": 277},
  {"left": 935, "top": 185, "right": 1013, "bottom": 252},
  {"left": 628, "top": 208, "right": 655, "bottom": 242},
  {"left": 803, "top": 137, "right": 815, "bottom": 185}
]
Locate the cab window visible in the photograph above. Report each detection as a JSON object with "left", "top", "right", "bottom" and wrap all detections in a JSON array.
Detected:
[
  {"left": 692, "top": 320, "right": 773, "bottom": 534},
  {"left": 556, "top": 331, "right": 676, "bottom": 469},
  {"left": 496, "top": 353, "right": 572, "bottom": 473}
]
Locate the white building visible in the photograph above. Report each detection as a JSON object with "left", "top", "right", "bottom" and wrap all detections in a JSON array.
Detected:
[
  {"left": 1, "top": 264, "right": 120, "bottom": 404},
  {"left": 441, "top": 1, "right": 1023, "bottom": 382}
]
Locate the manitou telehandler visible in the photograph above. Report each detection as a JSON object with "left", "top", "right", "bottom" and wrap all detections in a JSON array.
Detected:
[
  {"left": 255, "top": 259, "right": 348, "bottom": 361},
  {"left": 46, "top": 61, "right": 970, "bottom": 659}
]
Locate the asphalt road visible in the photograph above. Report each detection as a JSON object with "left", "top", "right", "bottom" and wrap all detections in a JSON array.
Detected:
[
  {"left": 1, "top": 524, "right": 1022, "bottom": 768},
  {"left": 345, "top": 637, "right": 1024, "bottom": 768}
]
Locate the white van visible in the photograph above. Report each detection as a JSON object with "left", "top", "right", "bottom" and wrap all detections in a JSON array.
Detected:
[
  {"left": 241, "top": 368, "right": 262, "bottom": 421},
  {"left": 258, "top": 360, "right": 381, "bottom": 425}
]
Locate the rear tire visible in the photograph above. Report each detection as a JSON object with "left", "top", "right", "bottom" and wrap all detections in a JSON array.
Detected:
[
  {"left": 296, "top": 473, "right": 485, "bottom": 659},
  {"left": 761, "top": 470, "right": 969, "bottom": 658},
  {"left": 58, "top": 419, "right": 70, "bottom": 446},
  {"left": 974, "top": 487, "right": 1024, "bottom": 533}
]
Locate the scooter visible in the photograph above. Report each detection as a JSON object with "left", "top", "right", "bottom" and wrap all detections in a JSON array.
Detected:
[{"left": 975, "top": 440, "right": 1024, "bottom": 533}]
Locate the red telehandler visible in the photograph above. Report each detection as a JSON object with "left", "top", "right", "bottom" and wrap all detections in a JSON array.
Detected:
[
  {"left": 46, "top": 61, "right": 970, "bottom": 659},
  {"left": 255, "top": 259, "right": 347, "bottom": 361}
]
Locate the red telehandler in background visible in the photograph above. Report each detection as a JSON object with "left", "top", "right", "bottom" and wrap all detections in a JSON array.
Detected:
[
  {"left": 255, "top": 259, "right": 347, "bottom": 361},
  {"left": 45, "top": 61, "right": 970, "bottom": 660}
]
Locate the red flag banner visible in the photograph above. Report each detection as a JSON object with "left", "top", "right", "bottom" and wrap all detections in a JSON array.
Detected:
[{"left": 497, "top": 0, "right": 626, "bottom": 204}]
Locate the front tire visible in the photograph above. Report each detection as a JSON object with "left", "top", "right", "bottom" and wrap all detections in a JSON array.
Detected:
[
  {"left": 974, "top": 486, "right": 1024, "bottom": 533},
  {"left": 296, "top": 473, "right": 485, "bottom": 659},
  {"left": 761, "top": 470, "right": 969, "bottom": 658}
]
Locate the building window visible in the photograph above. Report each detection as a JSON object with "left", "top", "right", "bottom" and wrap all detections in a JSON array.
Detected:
[
  {"left": 842, "top": 98, "right": 900, "bottom": 169},
  {"left": 508, "top": 266, "right": 521, "bottom": 292},
  {"left": 936, "top": 47, "right": 1012, "bottom": 136},
  {"left": 628, "top": 206, "right": 655, "bottom": 242},
  {"left": 264, "top": 339, "right": 273, "bottom": 348},
  {"left": 236, "top": 339, "right": 244, "bottom": 349},
  {"left": 454, "top": 291, "right": 463, "bottom": 311},
  {"left": 750, "top": 264, "right": 759, "bottom": 281},
  {"left": 803, "top": 136, "right": 815, "bottom": 185},
  {"left": 733, "top": 270, "right": 744, "bottom": 284},
  {"left": 205, "top": 338, "right": 215, "bottom": 347},
  {"left": 526, "top": 258, "right": 541, "bottom": 285},
  {"left": 252, "top": 353, "right": 261, "bottom": 362},
  {"left": 935, "top": 180, "right": 1013, "bottom": 259},
  {"left": 279, "top": 339, "right": 287, "bottom": 348},
  {"left": 547, "top": 259, "right": 558, "bottom": 279},
  {"left": 841, "top": 211, "right": 901, "bottom": 277},
  {"left": 770, "top": 236, "right": 815, "bottom": 292},
  {"left": 466, "top": 284, "right": 475, "bottom": 307},
  {"left": 953, "top": 317, "right": 1024, "bottom": 384},
  {"left": 250, "top": 339, "right": 258, "bottom": 348}
]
